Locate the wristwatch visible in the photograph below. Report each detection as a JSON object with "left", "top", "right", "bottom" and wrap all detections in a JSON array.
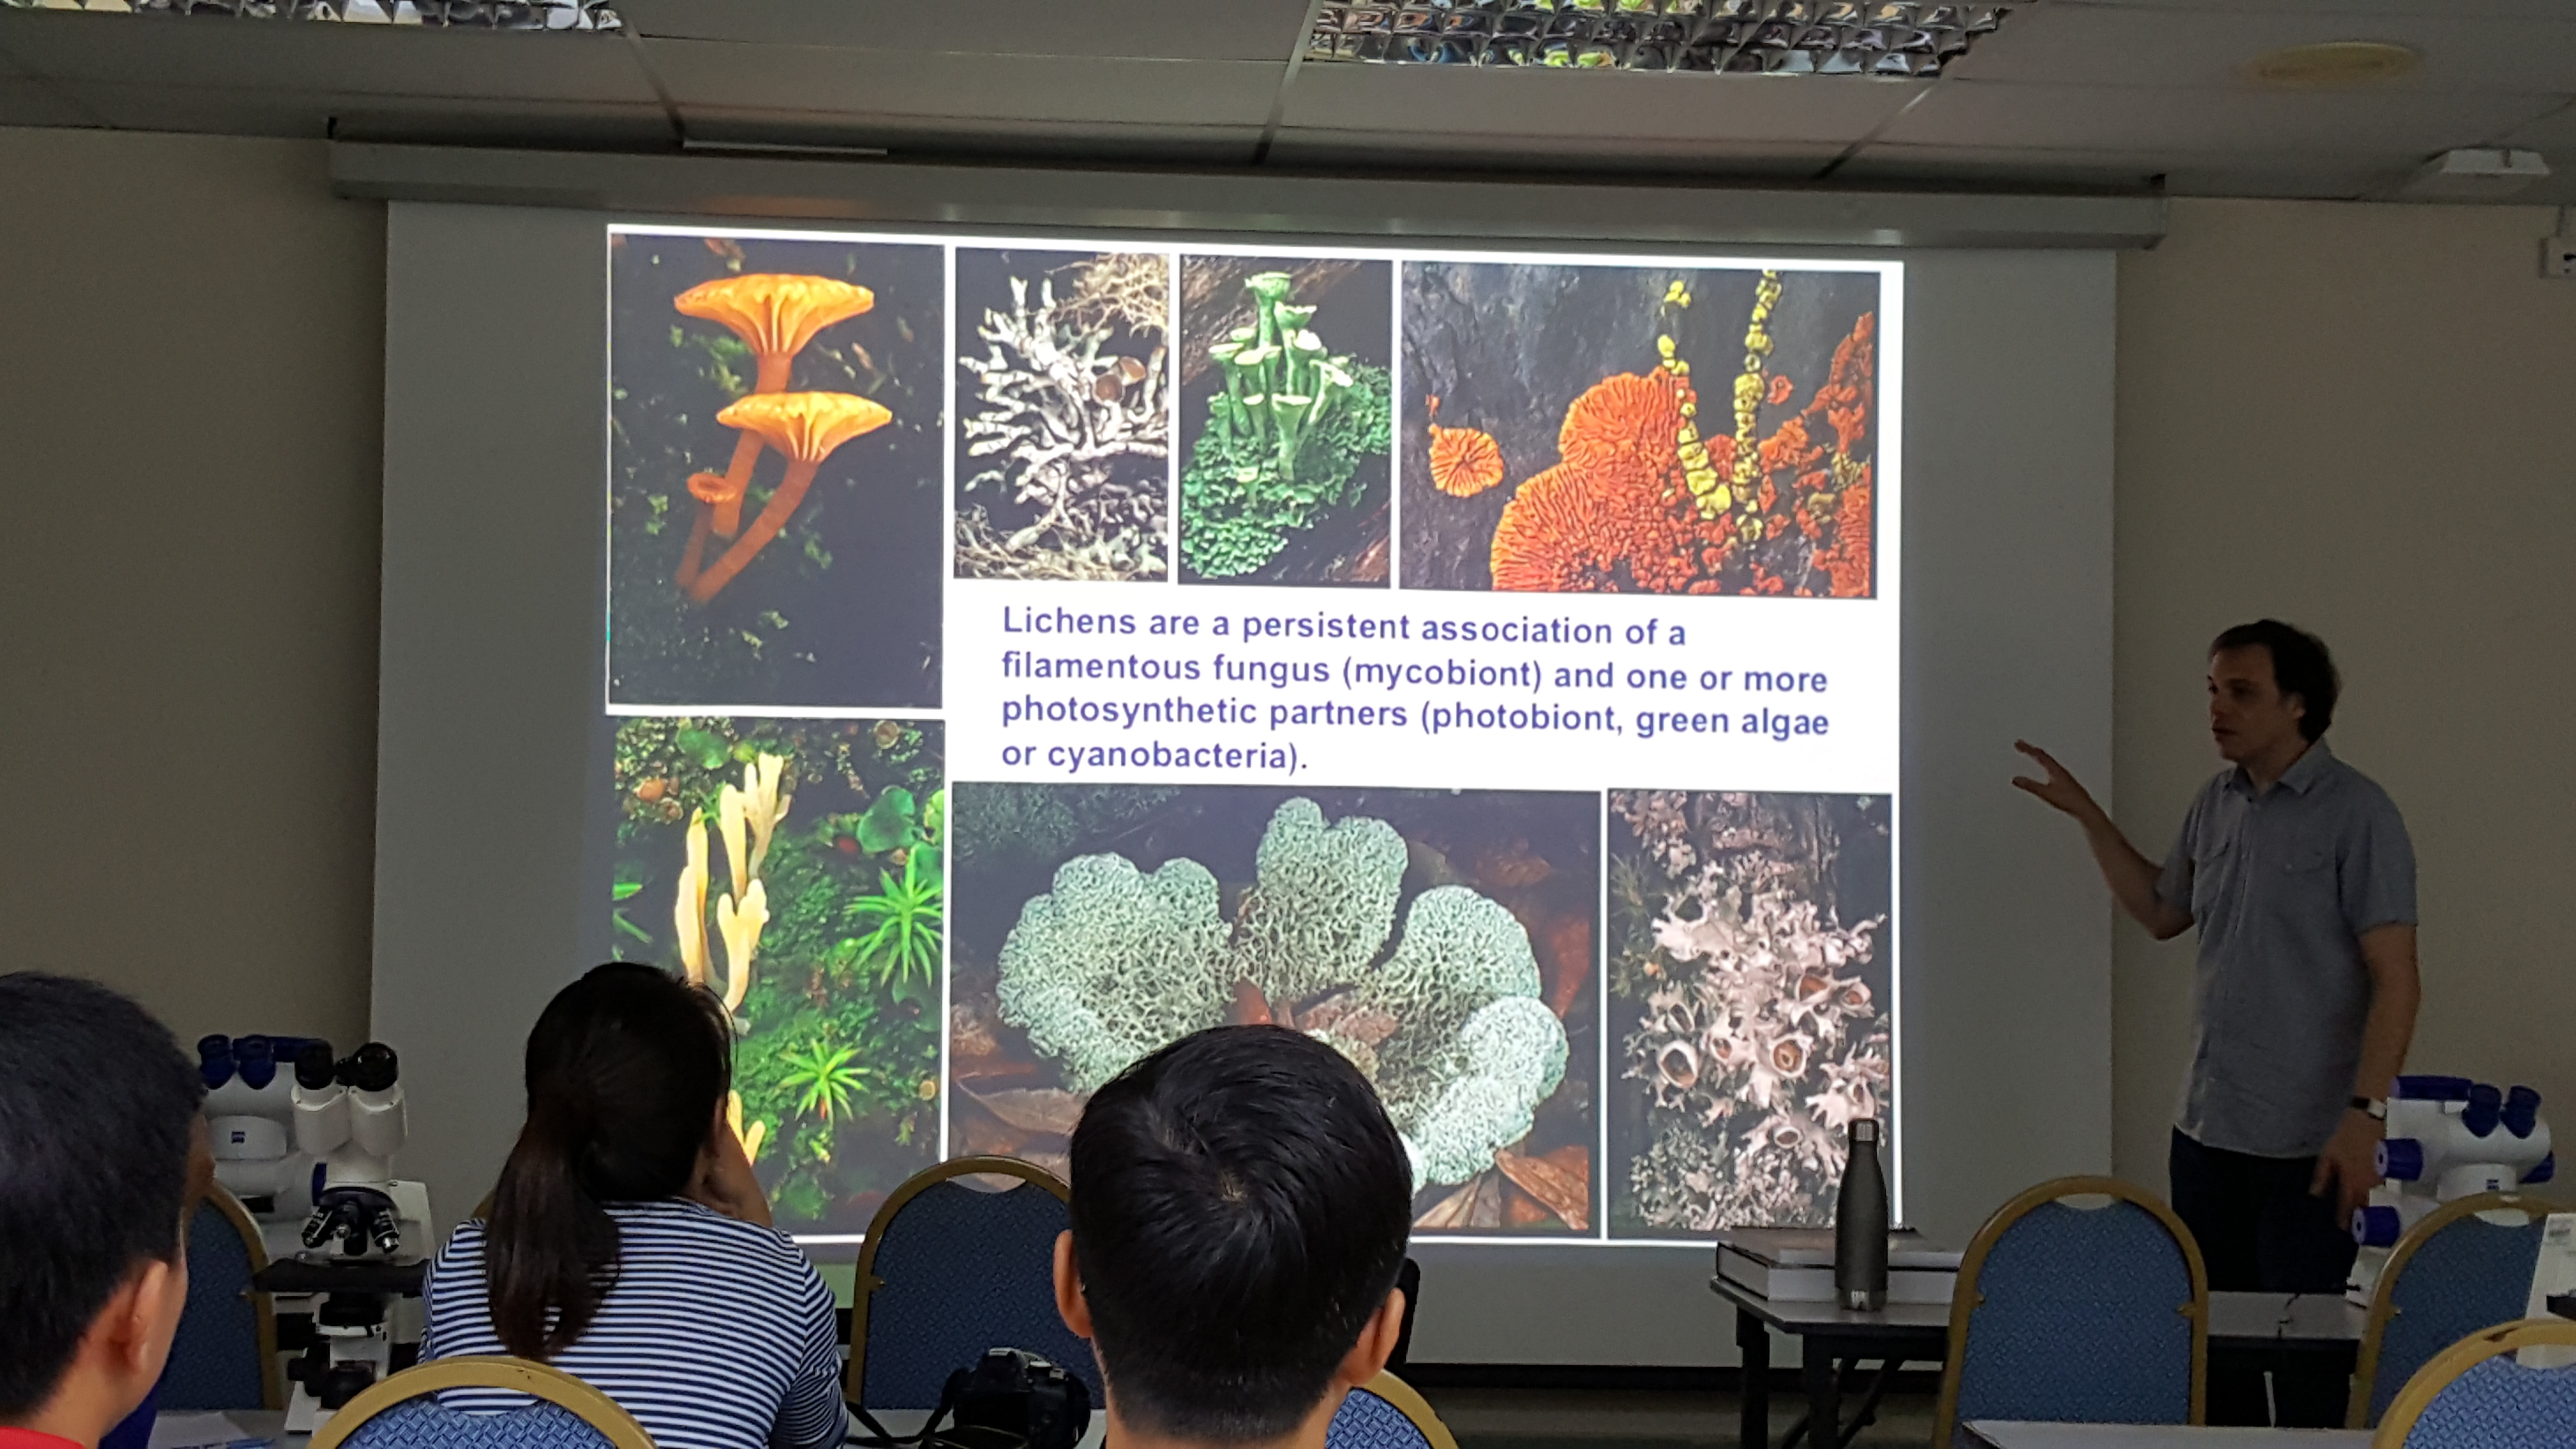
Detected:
[{"left": 2351, "top": 1095, "right": 2388, "bottom": 1121}]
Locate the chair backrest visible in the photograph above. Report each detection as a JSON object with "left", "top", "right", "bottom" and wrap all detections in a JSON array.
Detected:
[
  {"left": 2371, "top": 1318, "right": 2576, "bottom": 1449},
  {"left": 311, "top": 1356, "right": 656, "bottom": 1449},
  {"left": 1932, "top": 1175, "right": 2209, "bottom": 1449},
  {"left": 161, "top": 1184, "right": 283, "bottom": 1411},
  {"left": 845, "top": 1156, "right": 1101, "bottom": 1410},
  {"left": 2350, "top": 1191, "right": 2555, "bottom": 1428},
  {"left": 1326, "top": 1371, "right": 1459, "bottom": 1449}
]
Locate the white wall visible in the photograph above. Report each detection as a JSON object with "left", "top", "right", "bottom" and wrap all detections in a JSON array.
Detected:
[
  {"left": 2, "top": 122, "right": 2564, "bottom": 1348},
  {"left": 0, "top": 127, "right": 383, "bottom": 1052},
  {"left": 2110, "top": 198, "right": 2576, "bottom": 1186}
]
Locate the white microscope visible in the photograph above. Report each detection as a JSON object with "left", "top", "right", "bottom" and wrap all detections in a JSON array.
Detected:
[
  {"left": 2348, "top": 1075, "right": 2554, "bottom": 1302},
  {"left": 199, "top": 1034, "right": 317, "bottom": 1258},
  {"left": 216, "top": 1038, "right": 435, "bottom": 1432}
]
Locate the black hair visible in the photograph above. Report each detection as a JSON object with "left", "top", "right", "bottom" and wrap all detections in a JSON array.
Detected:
[
  {"left": 485, "top": 964, "right": 732, "bottom": 1362},
  {"left": 2211, "top": 619, "right": 2339, "bottom": 741},
  {"left": 0, "top": 974, "right": 204, "bottom": 1418},
  {"left": 1069, "top": 1025, "right": 1412, "bottom": 1444}
]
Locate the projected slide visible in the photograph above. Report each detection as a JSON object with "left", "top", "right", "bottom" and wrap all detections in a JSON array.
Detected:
[{"left": 597, "top": 225, "right": 1899, "bottom": 1243}]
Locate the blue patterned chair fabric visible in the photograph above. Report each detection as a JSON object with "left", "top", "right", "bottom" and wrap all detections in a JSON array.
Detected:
[
  {"left": 1951, "top": 1198, "right": 2196, "bottom": 1432},
  {"left": 2399, "top": 1351, "right": 2576, "bottom": 1449},
  {"left": 161, "top": 1197, "right": 267, "bottom": 1410},
  {"left": 1327, "top": 1385, "right": 1432, "bottom": 1449},
  {"left": 2367, "top": 1215, "right": 2548, "bottom": 1426},
  {"left": 858, "top": 1177, "right": 1101, "bottom": 1409},
  {"left": 340, "top": 1396, "right": 615, "bottom": 1449}
]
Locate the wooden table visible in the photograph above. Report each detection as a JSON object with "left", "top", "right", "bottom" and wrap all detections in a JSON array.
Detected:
[
  {"left": 1711, "top": 1276, "right": 2367, "bottom": 1449},
  {"left": 1963, "top": 1424, "right": 2371, "bottom": 1448}
]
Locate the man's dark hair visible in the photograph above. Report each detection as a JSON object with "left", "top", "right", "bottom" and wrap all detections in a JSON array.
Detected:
[
  {"left": 1069, "top": 1026, "right": 1411, "bottom": 1444},
  {"left": 0, "top": 974, "right": 204, "bottom": 1418},
  {"left": 2212, "top": 619, "right": 2339, "bottom": 741}
]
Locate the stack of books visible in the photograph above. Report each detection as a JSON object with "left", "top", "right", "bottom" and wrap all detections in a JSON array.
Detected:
[{"left": 1715, "top": 1227, "right": 1963, "bottom": 1305}]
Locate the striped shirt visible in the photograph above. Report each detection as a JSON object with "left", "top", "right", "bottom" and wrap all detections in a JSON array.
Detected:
[{"left": 420, "top": 1199, "right": 848, "bottom": 1449}]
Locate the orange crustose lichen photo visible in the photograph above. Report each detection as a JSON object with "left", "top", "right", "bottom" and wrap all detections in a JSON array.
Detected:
[{"left": 1400, "top": 262, "right": 1878, "bottom": 598}]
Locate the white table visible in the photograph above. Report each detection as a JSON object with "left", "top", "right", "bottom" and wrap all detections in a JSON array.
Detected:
[
  {"left": 149, "top": 1409, "right": 293, "bottom": 1449},
  {"left": 1713, "top": 1276, "right": 2368, "bottom": 1449},
  {"left": 1964, "top": 1425, "right": 2372, "bottom": 1449}
]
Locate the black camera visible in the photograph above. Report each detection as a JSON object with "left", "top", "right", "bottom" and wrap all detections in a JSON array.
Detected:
[{"left": 928, "top": 1349, "right": 1091, "bottom": 1449}]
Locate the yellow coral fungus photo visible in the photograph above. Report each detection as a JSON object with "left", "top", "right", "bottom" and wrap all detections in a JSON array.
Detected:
[
  {"left": 602, "top": 715, "right": 947, "bottom": 1236},
  {"left": 1401, "top": 261, "right": 1879, "bottom": 598}
]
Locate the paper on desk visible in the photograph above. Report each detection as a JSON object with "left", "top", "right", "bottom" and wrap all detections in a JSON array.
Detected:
[
  {"left": 2524, "top": 1213, "right": 2576, "bottom": 1368},
  {"left": 148, "top": 1412, "right": 268, "bottom": 1449}
]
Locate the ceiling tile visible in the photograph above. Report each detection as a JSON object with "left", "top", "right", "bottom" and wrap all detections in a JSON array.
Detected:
[
  {"left": 2496, "top": 96, "right": 2576, "bottom": 149},
  {"left": 0, "top": 10, "right": 661, "bottom": 104},
  {"left": 1836, "top": 140, "right": 2401, "bottom": 198},
  {"left": 0, "top": 74, "right": 99, "bottom": 129},
  {"left": 1281, "top": 66, "right": 1926, "bottom": 145},
  {"left": 59, "top": 81, "right": 669, "bottom": 144},
  {"left": 640, "top": 39, "right": 1283, "bottom": 127},
  {"left": 1953, "top": 1, "right": 2576, "bottom": 96},
  {"left": 678, "top": 108, "right": 1263, "bottom": 165},
  {"left": 1265, "top": 131, "right": 1844, "bottom": 178},
  {"left": 1884, "top": 78, "right": 2564, "bottom": 154},
  {"left": 2075, "top": 0, "right": 2575, "bottom": 18},
  {"left": 616, "top": 0, "right": 1310, "bottom": 62}
]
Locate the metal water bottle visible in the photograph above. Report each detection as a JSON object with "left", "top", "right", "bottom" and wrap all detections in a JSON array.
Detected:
[{"left": 1834, "top": 1118, "right": 1889, "bottom": 1311}]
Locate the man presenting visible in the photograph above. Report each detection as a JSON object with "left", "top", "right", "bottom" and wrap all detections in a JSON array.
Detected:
[{"left": 2015, "top": 620, "right": 2419, "bottom": 1426}]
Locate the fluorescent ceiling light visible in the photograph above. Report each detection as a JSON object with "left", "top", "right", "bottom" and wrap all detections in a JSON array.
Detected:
[
  {"left": 0, "top": 0, "right": 619, "bottom": 28},
  {"left": 1307, "top": 0, "right": 2010, "bottom": 76}
]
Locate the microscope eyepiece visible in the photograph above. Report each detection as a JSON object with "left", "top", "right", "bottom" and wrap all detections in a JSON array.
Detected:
[
  {"left": 236, "top": 1035, "right": 279, "bottom": 1091},
  {"left": 343, "top": 1043, "right": 399, "bottom": 1094},
  {"left": 198, "top": 1035, "right": 236, "bottom": 1090},
  {"left": 295, "top": 1041, "right": 338, "bottom": 1092}
]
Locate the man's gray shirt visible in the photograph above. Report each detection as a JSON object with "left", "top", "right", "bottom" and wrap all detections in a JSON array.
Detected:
[{"left": 2155, "top": 740, "right": 2415, "bottom": 1159}]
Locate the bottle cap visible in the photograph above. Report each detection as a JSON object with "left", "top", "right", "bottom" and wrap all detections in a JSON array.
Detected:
[{"left": 1849, "top": 1118, "right": 1880, "bottom": 1145}]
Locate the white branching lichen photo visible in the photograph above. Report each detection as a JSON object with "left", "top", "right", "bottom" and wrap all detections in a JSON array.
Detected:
[
  {"left": 1608, "top": 790, "right": 1892, "bottom": 1237},
  {"left": 955, "top": 251, "right": 1171, "bottom": 580}
]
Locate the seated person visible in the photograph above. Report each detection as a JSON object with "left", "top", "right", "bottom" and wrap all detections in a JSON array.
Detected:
[
  {"left": 1055, "top": 1025, "right": 1413, "bottom": 1449},
  {"left": 0, "top": 974, "right": 209, "bottom": 1449},
  {"left": 420, "top": 964, "right": 844, "bottom": 1449}
]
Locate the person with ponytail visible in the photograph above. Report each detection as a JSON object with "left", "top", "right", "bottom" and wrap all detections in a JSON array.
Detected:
[{"left": 419, "top": 964, "right": 846, "bottom": 1449}]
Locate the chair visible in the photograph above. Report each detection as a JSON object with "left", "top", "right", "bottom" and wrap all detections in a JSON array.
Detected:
[
  {"left": 161, "top": 1183, "right": 284, "bottom": 1410},
  {"left": 1326, "top": 1371, "right": 1459, "bottom": 1449},
  {"left": 1931, "top": 1176, "right": 2209, "bottom": 1449},
  {"left": 2350, "top": 1191, "right": 2556, "bottom": 1429},
  {"left": 310, "top": 1356, "right": 655, "bottom": 1449},
  {"left": 2370, "top": 1319, "right": 2576, "bottom": 1449},
  {"left": 844, "top": 1156, "right": 1101, "bottom": 1410}
]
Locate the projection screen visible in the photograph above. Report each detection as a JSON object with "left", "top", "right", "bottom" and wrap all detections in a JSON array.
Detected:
[{"left": 374, "top": 183, "right": 2116, "bottom": 1367}]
